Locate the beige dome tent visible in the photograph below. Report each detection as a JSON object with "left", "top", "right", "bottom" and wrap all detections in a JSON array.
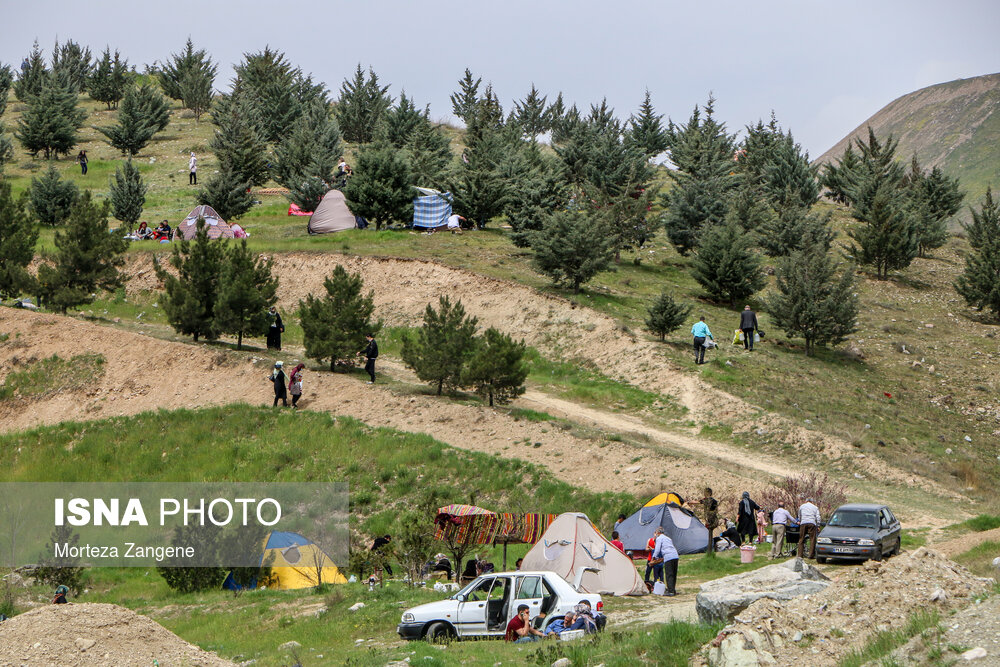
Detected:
[
  {"left": 520, "top": 513, "right": 646, "bottom": 596},
  {"left": 173, "top": 205, "right": 234, "bottom": 240},
  {"left": 308, "top": 189, "right": 357, "bottom": 234}
]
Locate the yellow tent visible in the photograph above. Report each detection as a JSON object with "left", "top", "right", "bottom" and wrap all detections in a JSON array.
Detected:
[{"left": 223, "top": 531, "right": 346, "bottom": 591}]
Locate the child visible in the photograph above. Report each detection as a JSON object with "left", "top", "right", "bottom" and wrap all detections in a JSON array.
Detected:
[{"left": 756, "top": 508, "right": 768, "bottom": 543}]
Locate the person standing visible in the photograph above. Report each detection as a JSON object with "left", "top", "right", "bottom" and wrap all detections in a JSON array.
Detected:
[
  {"left": 266, "top": 307, "right": 284, "bottom": 350},
  {"left": 358, "top": 332, "right": 378, "bottom": 384},
  {"left": 755, "top": 507, "right": 768, "bottom": 543},
  {"left": 691, "top": 316, "right": 714, "bottom": 365},
  {"left": 769, "top": 502, "right": 795, "bottom": 559},
  {"left": 651, "top": 527, "right": 679, "bottom": 596},
  {"left": 797, "top": 498, "right": 821, "bottom": 559},
  {"left": 288, "top": 363, "right": 304, "bottom": 408},
  {"left": 270, "top": 361, "right": 287, "bottom": 407},
  {"left": 736, "top": 492, "right": 760, "bottom": 545},
  {"left": 643, "top": 536, "right": 657, "bottom": 586},
  {"left": 189, "top": 152, "right": 197, "bottom": 185},
  {"left": 613, "top": 513, "right": 626, "bottom": 534},
  {"left": 610, "top": 531, "right": 625, "bottom": 554},
  {"left": 739, "top": 305, "right": 759, "bottom": 351},
  {"left": 371, "top": 534, "right": 393, "bottom": 576},
  {"left": 697, "top": 488, "right": 720, "bottom": 553},
  {"left": 77, "top": 150, "right": 88, "bottom": 175}
]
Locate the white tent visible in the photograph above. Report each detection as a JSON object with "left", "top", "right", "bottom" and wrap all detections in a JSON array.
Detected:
[
  {"left": 520, "top": 513, "right": 646, "bottom": 596},
  {"left": 308, "top": 189, "right": 357, "bottom": 234}
]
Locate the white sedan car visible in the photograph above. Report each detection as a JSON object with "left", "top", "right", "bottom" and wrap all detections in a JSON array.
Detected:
[{"left": 398, "top": 570, "right": 604, "bottom": 641}]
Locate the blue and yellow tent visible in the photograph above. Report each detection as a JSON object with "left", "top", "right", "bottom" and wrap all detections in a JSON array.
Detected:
[
  {"left": 223, "top": 531, "right": 347, "bottom": 591},
  {"left": 617, "top": 492, "right": 709, "bottom": 555}
]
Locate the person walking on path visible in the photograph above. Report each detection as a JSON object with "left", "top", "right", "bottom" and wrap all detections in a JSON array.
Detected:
[
  {"left": 188, "top": 152, "right": 197, "bottom": 185},
  {"left": 651, "top": 527, "right": 679, "bottom": 596},
  {"left": 270, "top": 361, "right": 287, "bottom": 407},
  {"left": 697, "top": 487, "right": 719, "bottom": 553},
  {"left": 797, "top": 498, "right": 821, "bottom": 559},
  {"left": 266, "top": 307, "right": 284, "bottom": 350},
  {"left": 691, "top": 316, "right": 714, "bottom": 365},
  {"left": 77, "top": 150, "right": 88, "bottom": 175},
  {"left": 736, "top": 492, "right": 761, "bottom": 545},
  {"left": 358, "top": 333, "right": 378, "bottom": 384},
  {"left": 769, "top": 502, "right": 796, "bottom": 559},
  {"left": 288, "top": 363, "right": 304, "bottom": 408},
  {"left": 739, "top": 305, "right": 759, "bottom": 351}
]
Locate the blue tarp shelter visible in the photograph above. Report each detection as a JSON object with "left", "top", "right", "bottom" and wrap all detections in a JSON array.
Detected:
[{"left": 413, "top": 188, "right": 453, "bottom": 230}]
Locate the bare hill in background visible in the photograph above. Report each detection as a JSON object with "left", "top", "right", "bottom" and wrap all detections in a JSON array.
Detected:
[{"left": 816, "top": 72, "right": 1000, "bottom": 210}]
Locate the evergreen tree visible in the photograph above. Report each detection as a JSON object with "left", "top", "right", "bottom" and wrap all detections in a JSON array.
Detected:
[
  {"left": 955, "top": 188, "right": 1000, "bottom": 319},
  {"left": 0, "top": 180, "right": 39, "bottom": 299},
  {"left": 87, "top": 47, "right": 130, "bottom": 110},
  {"left": 37, "top": 192, "right": 127, "bottom": 313},
  {"left": 133, "top": 82, "right": 170, "bottom": 132},
  {"left": 156, "top": 218, "right": 225, "bottom": 341},
  {"left": 507, "top": 148, "right": 569, "bottom": 247},
  {"left": 209, "top": 95, "right": 269, "bottom": 186},
  {"left": 461, "top": 327, "right": 529, "bottom": 406},
  {"left": 272, "top": 99, "right": 342, "bottom": 188},
  {"left": 512, "top": 84, "right": 549, "bottom": 140},
  {"left": 402, "top": 296, "right": 479, "bottom": 395},
  {"left": 51, "top": 39, "right": 93, "bottom": 93},
  {"left": 531, "top": 209, "right": 614, "bottom": 293},
  {"left": 155, "top": 38, "right": 217, "bottom": 102},
  {"left": 13, "top": 41, "right": 48, "bottom": 101},
  {"left": 691, "top": 220, "right": 765, "bottom": 305},
  {"left": 840, "top": 128, "right": 906, "bottom": 210},
  {"left": 903, "top": 157, "right": 963, "bottom": 257},
  {"left": 450, "top": 68, "right": 481, "bottom": 125},
  {"left": 287, "top": 176, "right": 329, "bottom": 215},
  {"left": 213, "top": 240, "right": 278, "bottom": 349},
  {"left": 30, "top": 525, "right": 85, "bottom": 594},
  {"left": 645, "top": 292, "right": 693, "bottom": 341},
  {"left": 0, "top": 63, "right": 12, "bottom": 115},
  {"left": 108, "top": 159, "right": 147, "bottom": 232},
  {"left": 737, "top": 114, "right": 784, "bottom": 185},
  {"left": 661, "top": 174, "right": 730, "bottom": 255},
  {"left": 197, "top": 165, "right": 254, "bottom": 221},
  {"left": 758, "top": 205, "right": 835, "bottom": 257},
  {"left": 343, "top": 142, "right": 413, "bottom": 229},
  {"left": 847, "top": 179, "right": 918, "bottom": 279},
  {"left": 450, "top": 125, "right": 514, "bottom": 229},
  {"left": 96, "top": 83, "right": 164, "bottom": 156},
  {"left": 627, "top": 90, "right": 668, "bottom": 158},
  {"left": 335, "top": 64, "right": 392, "bottom": 144},
  {"left": 0, "top": 126, "right": 12, "bottom": 173},
  {"left": 29, "top": 164, "right": 79, "bottom": 225},
  {"left": 820, "top": 143, "right": 860, "bottom": 205},
  {"left": 406, "top": 118, "right": 453, "bottom": 188},
  {"left": 768, "top": 246, "right": 860, "bottom": 356},
  {"left": 381, "top": 92, "right": 425, "bottom": 148},
  {"left": 16, "top": 73, "right": 87, "bottom": 159},
  {"left": 179, "top": 66, "right": 213, "bottom": 122},
  {"left": 764, "top": 134, "right": 820, "bottom": 210},
  {"left": 725, "top": 180, "right": 775, "bottom": 234},
  {"left": 299, "top": 265, "right": 381, "bottom": 371}
]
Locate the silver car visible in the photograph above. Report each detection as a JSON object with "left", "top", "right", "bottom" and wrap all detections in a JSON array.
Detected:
[{"left": 816, "top": 503, "right": 901, "bottom": 563}]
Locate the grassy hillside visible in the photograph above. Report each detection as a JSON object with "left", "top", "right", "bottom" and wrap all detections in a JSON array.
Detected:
[{"left": 815, "top": 72, "right": 1000, "bottom": 211}]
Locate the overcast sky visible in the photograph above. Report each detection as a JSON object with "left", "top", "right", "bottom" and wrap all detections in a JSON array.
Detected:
[{"left": 3, "top": 1, "right": 998, "bottom": 157}]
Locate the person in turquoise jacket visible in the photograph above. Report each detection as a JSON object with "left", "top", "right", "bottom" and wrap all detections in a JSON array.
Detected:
[{"left": 691, "top": 317, "right": 714, "bottom": 365}]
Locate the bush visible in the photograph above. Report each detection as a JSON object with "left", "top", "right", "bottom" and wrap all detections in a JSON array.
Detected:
[
  {"left": 757, "top": 472, "right": 847, "bottom": 519},
  {"left": 645, "top": 292, "right": 692, "bottom": 341},
  {"left": 29, "top": 164, "right": 79, "bottom": 226}
]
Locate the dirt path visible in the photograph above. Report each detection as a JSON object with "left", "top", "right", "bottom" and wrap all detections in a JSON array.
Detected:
[{"left": 933, "top": 526, "right": 1000, "bottom": 557}]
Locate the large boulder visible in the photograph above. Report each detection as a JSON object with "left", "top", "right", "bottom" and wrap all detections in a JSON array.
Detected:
[{"left": 696, "top": 558, "right": 830, "bottom": 624}]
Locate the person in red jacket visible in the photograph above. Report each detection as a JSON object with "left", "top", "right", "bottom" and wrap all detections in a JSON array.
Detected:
[
  {"left": 610, "top": 531, "right": 625, "bottom": 553},
  {"left": 643, "top": 536, "right": 656, "bottom": 585}
]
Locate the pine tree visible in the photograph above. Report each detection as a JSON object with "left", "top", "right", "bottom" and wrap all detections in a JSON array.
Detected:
[
  {"left": 230, "top": 47, "right": 323, "bottom": 145},
  {"left": 108, "top": 159, "right": 147, "bottom": 232},
  {"left": 343, "top": 142, "right": 413, "bottom": 229},
  {"left": 133, "top": 82, "right": 170, "bottom": 132},
  {"left": 955, "top": 188, "right": 1000, "bottom": 319},
  {"left": 764, "top": 134, "right": 820, "bottom": 210},
  {"left": 29, "top": 165, "right": 79, "bottom": 225},
  {"left": 461, "top": 327, "right": 529, "bottom": 406},
  {"left": 213, "top": 240, "right": 278, "bottom": 349},
  {"left": 287, "top": 176, "right": 329, "bottom": 215},
  {"left": 691, "top": 220, "right": 765, "bottom": 305},
  {"left": 179, "top": 66, "right": 213, "bottom": 122},
  {"left": 627, "top": 90, "right": 668, "bottom": 158},
  {"left": 0, "top": 63, "right": 12, "bottom": 115},
  {"left": 758, "top": 205, "right": 834, "bottom": 257},
  {"left": 0, "top": 180, "right": 39, "bottom": 299},
  {"left": 13, "top": 41, "right": 48, "bottom": 101},
  {"left": 209, "top": 95, "right": 269, "bottom": 187},
  {"left": 37, "top": 192, "right": 127, "bottom": 313},
  {"left": 96, "top": 83, "right": 161, "bottom": 156},
  {"left": 51, "top": 39, "right": 92, "bottom": 93},
  {"left": 16, "top": 74, "right": 87, "bottom": 159},
  {"left": 198, "top": 165, "right": 254, "bottom": 221},
  {"left": 507, "top": 148, "right": 569, "bottom": 247},
  {"left": 820, "top": 143, "right": 860, "bottom": 205},
  {"left": 645, "top": 292, "right": 692, "bottom": 341},
  {"left": 406, "top": 118, "right": 453, "bottom": 188},
  {"left": 451, "top": 123, "right": 515, "bottom": 229},
  {"left": 402, "top": 296, "right": 479, "bottom": 395},
  {"left": 531, "top": 209, "right": 614, "bottom": 293},
  {"left": 903, "top": 158, "right": 963, "bottom": 257},
  {"left": 299, "top": 265, "right": 381, "bottom": 371},
  {"left": 156, "top": 38, "right": 217, "bottom": 102},
  {"left": 768, "top": 246, "right": 860, "bottom": 356},
  {"left": 847, "top": 179, "right": 918, "bottom": 279},
  {"left": 381, "top": 92, "right": 425, "bottom": 148},
  {"left": 725, "top": 180, "right": 775, "bottom": 234},
  {"left": 87, "top": 47, "right": 129, "bottom": 110},
  {"left": 450, "top": 68, "right": 481, "bottom": 125},
  {"left": 272, "top": 99, "right": 342, "bottom": 188},
  {"left": 156, "top": 218, "right": 225, "bottom": 341},
  {"left": 335, "top": 64, "right": 392, "bottom": 144},
  {"left": 512, "top": 84, "right": 549, "bottom": 140}
]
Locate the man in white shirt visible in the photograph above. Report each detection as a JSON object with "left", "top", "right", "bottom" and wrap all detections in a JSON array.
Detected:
[
  {"left": 651, "top": 527, "right": 679, "bottom": 595},
  {"left": 447, "top": 214, "right": 465, "bottom": 234},
  {"left": 189, "top": 152, "right": 197, "bottom": 185},
  {"left": 797, "top": 498, "right": 821, "bottom": 559},
  {"left": 769, "top": 502, "right": 796, "bottom": 559}
]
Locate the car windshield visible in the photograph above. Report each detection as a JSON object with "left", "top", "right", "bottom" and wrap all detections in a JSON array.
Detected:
[
  {"left": 452, "top": 577, "right": 491, "bottom": 600},
  {"left": 828, "top": 510, "right": 878, "bottom": 528}
]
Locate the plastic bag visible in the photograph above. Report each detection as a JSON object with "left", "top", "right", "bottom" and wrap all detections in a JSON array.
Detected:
[
  {"left": 733, "top": 330, "right": 742, "bottom": 345},
  {"left": 754, "top": 332, "right": 760, "bottom": 343}
]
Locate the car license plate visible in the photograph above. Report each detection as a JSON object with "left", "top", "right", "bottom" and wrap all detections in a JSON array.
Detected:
[{"left": 833, "top": 547, "right": 854, "bottom": 553}]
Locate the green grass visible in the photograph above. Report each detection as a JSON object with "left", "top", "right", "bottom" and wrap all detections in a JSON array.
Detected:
[
  {"left": 953, "top": 540, "right": 1000, "bottom": 578},
  {"left": 0, "top": 352, "right": 105, "bottom": 400},
  {"left": 955, "top": 514, "right": 1000, "bottom": 533},
  {"left": 838, "top": 610, "right": 941, "bottom": 667},
  {"left": 900, "top": 528, "right": 928, "bottom": 550}
]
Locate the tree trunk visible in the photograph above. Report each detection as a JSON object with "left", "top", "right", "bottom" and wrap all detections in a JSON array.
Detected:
[
  {"left": 488, "top": 389, "right": 494, "bottom": 407},
  {"left": 193, "top": 332, "right": 199, "bottom": 342},
  {"left": 437, "top": 379, "right": 443, "bottom": 396},
  {"left": 330, "top": 358, "right": 335, "bottom": 372},
  {"left": 236, "top": 331, "right": 243, "bottom": 350}
]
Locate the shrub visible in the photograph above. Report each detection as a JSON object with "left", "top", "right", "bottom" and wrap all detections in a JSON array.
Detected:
[{"left": 757, "top": 472, "right": 847, "bottom": 519}]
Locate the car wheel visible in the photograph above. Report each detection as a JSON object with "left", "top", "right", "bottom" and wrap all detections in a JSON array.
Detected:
[
  {"left": 816, "top": 557, "right": 827, "bottom": 564},
  {"left": 872, "top": 546, "right": 883, "bottom": 562},
  {"left": 425, "top": 622, "right": 453, "bottom": 643}
]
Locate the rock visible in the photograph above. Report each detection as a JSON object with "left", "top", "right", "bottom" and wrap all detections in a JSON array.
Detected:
[
  {"left": 946, "top": 448, "right": 953, "bottom": 455},
  {"left": 911, "top": 361, "right": 923, "bottom": 369},
  {"left": 707, "top": 629, "right": 777, "bottom": 666},
  {"left": 696, "top": 559, "right": 830, "bottom": 624},
  {"left": 624, "top": 465, "right": 642, "bottom": 473},
  {"left": 991, "top": 556, "right": 1000, "bottom": 570},
  {"left": 349, "top": 602, "right": 365, "bottom": 611},
  {"left": 845, "top": 343, "right": 865, "bottom": 360},
  {"left": 930, "top": 588, "right": 948, "bottom": 602},
  {"left": 961, "top": 647, "right": 988, "bottom": 661},
  {"left": 792, "top": 631, "right": 803, "bottom": 642},
  {"left": 552, "top": 659, "right": 572, "bottom": 667},
  {"left": 928, "top": 365, "right": 935, "bottom": 373},
  {"left": 964, "top": 435, "right": 972, "bottom": 442},
  {"left": 755, "top": 428, "right": 767, "bottom": 436},
  {"left": 279, "top": 641, "right": 301, "bottom": 652},
  {"left": 74, "top": 638, "right": 96, "bottom": 652}
]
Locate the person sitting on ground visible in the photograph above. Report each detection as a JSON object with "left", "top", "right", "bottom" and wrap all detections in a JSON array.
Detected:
[
  {"left": 515, "top": 558, "right": 523, "bottom": 570},
  {"left": 545, "top": 611, "right": 575, "bottom": 637},
  {"left": 462, "top": 558, "right": 479, "bottom": 581},
  {"left": 153, "top": 220, "right": 172, "bottom": 241},
  {"left": 719, "top": 518, "right": 741, "bottom": 547},
  {"left": 52, "top": 585, "right": 69, "bottom": 604},
  {"left": 446, "top": 213, "right": 466, "bottom": 234},
  {"left": 431, "top": 554, "right": 452, "bottom": 580},
  {"left": 476, "top": 554, "right": 495, "bottom": 575},
  {"left": 230, "top": 222, "right": 249, "bottom": 239},
  {"left": 505, "top": 604, "right": 545, "bottom": 642},
  {"left": 567, "top": 600, "right": 599, "bottom": 633},
  {"left": 134, "top": 221, "right": 153, "bottom": 240},
  {"left": 610, "top": 531, "right": 625, "bottom": 553}
]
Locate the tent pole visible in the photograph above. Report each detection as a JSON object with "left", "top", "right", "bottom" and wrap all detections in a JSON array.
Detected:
[{"left": 502, "top": 542, "right": 507, "bottom": 571}]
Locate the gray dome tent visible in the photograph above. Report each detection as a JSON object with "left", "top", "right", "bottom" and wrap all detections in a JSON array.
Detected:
[
  {"left": 617, "top": 492, "right": 709, "bottom": 555},
  {"left": 307, "top": 189, "right": 357, "bottom": 234}
]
